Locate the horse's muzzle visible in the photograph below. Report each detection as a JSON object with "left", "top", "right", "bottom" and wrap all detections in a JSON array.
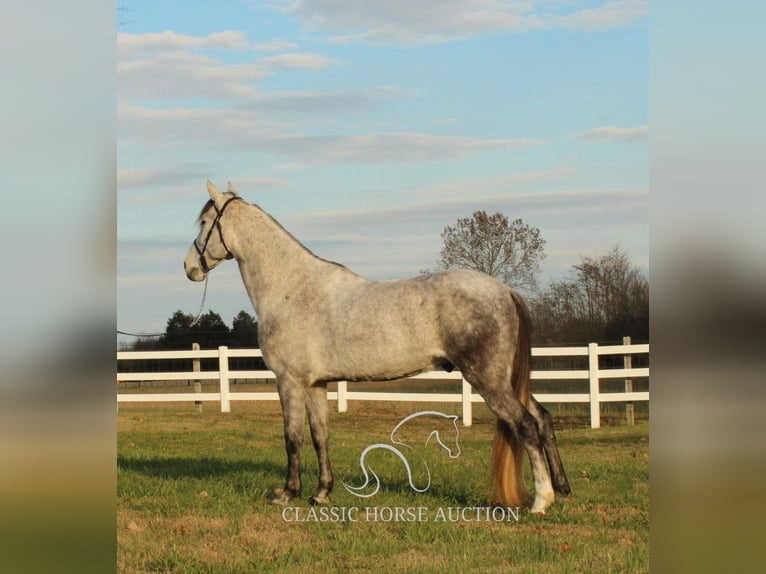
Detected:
[{"left": 185, "top": 263, "right": 206, "bottom": 282}]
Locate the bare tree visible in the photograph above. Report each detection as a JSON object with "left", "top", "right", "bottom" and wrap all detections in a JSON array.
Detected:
[
  {"left": 435, "top": 210, "right": 546, "bottom": 294},
  {"left": 532, "top": 246, "right": 649, "bottom": 344}
]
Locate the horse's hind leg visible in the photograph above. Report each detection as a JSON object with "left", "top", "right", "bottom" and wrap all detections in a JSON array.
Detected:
[
  {"left": 272, "top": 377, "right": 306, "bottom": 505},
  {"left": 480, "top": 389, "right": 555, "bottom": 514},
  {"left": 527, "top": 397, "right": 571, "bottom": 496},
  {"left": 305, "top": 383, "right": 333, "bottom": 505}
]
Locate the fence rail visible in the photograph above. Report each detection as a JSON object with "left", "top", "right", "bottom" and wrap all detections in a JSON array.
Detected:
[{"left": 117, "top": 343, "right": 649, "bottom": 429}]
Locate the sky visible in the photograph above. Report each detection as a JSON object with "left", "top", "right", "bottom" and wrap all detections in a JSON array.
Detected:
[{"left": 117, "top": 0, "right": 648, "bottom": 341}]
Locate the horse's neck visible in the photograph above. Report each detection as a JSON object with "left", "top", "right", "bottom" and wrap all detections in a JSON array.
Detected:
[{"left": 229, "top": 204, "right": 354, "bottom": 313}]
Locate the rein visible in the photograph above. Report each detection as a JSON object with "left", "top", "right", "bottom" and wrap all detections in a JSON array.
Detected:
[
  {"left": 118, "top": 197, "right": 242, "bottom": 338},
  {"left": 116, "top": 275, "right": 208, "bottom": 338}
]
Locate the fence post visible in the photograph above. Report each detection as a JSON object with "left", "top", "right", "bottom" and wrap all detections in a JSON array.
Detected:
[
  {"left": 337, "top": 381, "right": 348, "bottom": 413},
  {"left": 192, "top": 342, "right": 202, "bottom": 413},
  {"left": 462, "top": 377, "right": 472, "bottom": 427},
  {"left": 218, "top": 345, "right": 231, "bottom": 413},
  {"left": 623, "top": 336, "right": 634, "bottom": 426},
  {"left": 588, "top": 343, "right": 600, "bottom": 429}
]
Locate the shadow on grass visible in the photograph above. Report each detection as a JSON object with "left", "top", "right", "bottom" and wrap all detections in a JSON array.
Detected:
[
  {"left": 118, "top": 455, "right": 285, "bottom": 481},
  {"left": 561, "top": 430, "right": 648, "bottom": 447},
  {"left": 335, "top": 477, "right": 482, "bottom": 507}
]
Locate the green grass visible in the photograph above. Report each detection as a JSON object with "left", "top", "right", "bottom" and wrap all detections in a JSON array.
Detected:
[{"left": 118, "top": 401, "right": 648, "bottom": 573}]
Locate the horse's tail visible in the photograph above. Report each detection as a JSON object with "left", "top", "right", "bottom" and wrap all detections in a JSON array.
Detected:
[
  {"left": 490, "top": 290, "right": 533, "bottom": 508},
  {"left": 508, "top": 290, "right": 532, "bottom": 407}
]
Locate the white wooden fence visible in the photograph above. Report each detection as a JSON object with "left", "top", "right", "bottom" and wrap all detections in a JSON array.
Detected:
[{"left": 116, "top": 343, "right": 649, "bottom": 429}]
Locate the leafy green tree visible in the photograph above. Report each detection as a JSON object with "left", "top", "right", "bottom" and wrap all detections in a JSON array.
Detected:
[
  {"left": 230, "top": 310, "right": 259, "bottom": 348},
  {"left": 157, "top": 309, "right": 231, "bottom": 349},
  {"left": 192, "top": 310, "right": 230, "bottom": 349},
  {"left": 160, "top": 310, "right": 197, "bottom": 349}
]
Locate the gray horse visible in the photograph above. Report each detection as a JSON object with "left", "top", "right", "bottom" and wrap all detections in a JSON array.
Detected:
[{"left": 184, "top": 181, "right": 570, "bottom": 513}]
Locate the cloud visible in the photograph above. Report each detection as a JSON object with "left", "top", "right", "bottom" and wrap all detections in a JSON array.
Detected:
[
  {"left": 576, "top": 125, "right": 649, "bottom": 142},
  {"left": 117, "top": 240, "right": 189, "bottom": 265},
  {"left": 236, "top": 85, "right": 414, "bottom": 115},
  {"left": 117, "top": 165, "right": 209, "bottom": 190},
  {"left": 290, "top": 0, "right": 541, "bottom": 44},
  {"left": 407, "top": 167, "right": 581, "bottom": 196},
  {"left": 552, "top": 0, "right": 649, "bottom": 31},
  {"left": 290, "top": 187, "right": 648, "bottom": 239},
  {"left": 117, "top": 166, "right": 264, "bottom": 207},
  {"left": 117, "top": 174, "right": 290, "bottom": 207},
  {"left": 227, "top": 176, "right": 291, "bottom": 191},
  {"left": 254, "top": 39, "right": 299, "bottom": 52},
  {"left": 262, "top": 132, "right": 542, "bottom": 164},
  {"left": 118, "top": 104, "right": 285, "bottom": 145},
  {"left": 277, "top": 0, "right": 648, "bottom": 45},
  {"left": 117, "top": 30, "right": 249, "bottom": 57},
  {"left": 118, "top": 31, "right": 337, "bottom": 102},
  {"left": 118, "top": 51, "right": 265, "bottom": 100},
  {"left": 119, "top": 103, "right": 540, "bottom": 163},
  {"left": 118, "top": 30, "right": 265, "bottom": 101},
  {"left": 259, "top": 52, "right": 338, "bottom": 70},
  {"left": 430, "top": 118, "right": 460, "bottom": 126}
]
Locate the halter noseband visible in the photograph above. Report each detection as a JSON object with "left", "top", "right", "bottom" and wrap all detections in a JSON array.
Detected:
[{"left": 194, "top": 196, "right": 243, "bottom": 272}]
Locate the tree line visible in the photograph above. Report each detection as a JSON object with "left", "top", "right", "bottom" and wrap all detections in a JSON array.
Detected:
[
  {"left": 122, "top": 210, "right": 648, "bottom": 352},
  {"left": 530, "top": 246, "right": 648, "bottom": 344},
  {"left": 124, "top": 309, "right": 259, "bottom": 352},
  {"left": 119, "top": 309, "right": 264, "bottom": 373}
]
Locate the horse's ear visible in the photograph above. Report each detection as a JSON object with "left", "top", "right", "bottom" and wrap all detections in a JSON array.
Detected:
[
  {"left": 207, "top": 180, "right": 225, "bottom": 205},
  {"left": 226, "top": 180, "right": 236, "bottom": 194}
]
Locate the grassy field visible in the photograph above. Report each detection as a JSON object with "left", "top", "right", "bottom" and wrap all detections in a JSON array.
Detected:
[{"left": 117, "top": 400, "right": 648, "bottom": 573}]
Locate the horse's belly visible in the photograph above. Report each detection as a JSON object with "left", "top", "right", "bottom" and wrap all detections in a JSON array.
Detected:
[{"left": 325, "top": 337, "right": 443, "bottom": 382}]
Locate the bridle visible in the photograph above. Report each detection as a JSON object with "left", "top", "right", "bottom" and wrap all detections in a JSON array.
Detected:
[
  {"left": 194, "top": 195, "right": 244, "bottom": 273},
  {"left": 118, "top": 195, "right": 243, "bottom": 338}
]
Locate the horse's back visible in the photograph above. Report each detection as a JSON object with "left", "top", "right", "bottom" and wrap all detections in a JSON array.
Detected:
[{"left": 329, "top": 269, "right": 519, "bottom": 366}]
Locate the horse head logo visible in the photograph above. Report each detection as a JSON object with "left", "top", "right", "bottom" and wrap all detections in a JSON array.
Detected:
[{"left": 343, "top": 411, "right": 462, "bottom": 498}]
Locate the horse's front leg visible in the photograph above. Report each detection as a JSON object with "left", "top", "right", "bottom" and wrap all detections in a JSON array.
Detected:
[
  {"left": 306, "top": 383, "right": 333, "bottom": 505},
  {"left": 272, "top": 377, "right": 306, "bottom": 505}
]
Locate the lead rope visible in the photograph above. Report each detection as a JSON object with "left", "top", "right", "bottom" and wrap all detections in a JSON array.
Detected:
[
  {"left": 117, "top": 274, "right": 209, "bottom": 338},
  {"left": 188, "top": 274, "right": 209, "bottom": 327}
]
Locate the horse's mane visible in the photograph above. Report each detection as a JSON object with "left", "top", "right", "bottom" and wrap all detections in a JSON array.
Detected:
[
  {"left": 201, "top": 193, "right": 357, "bottom": 276},
  {"left": 256, "top": 202, "right": 359, "bottom": 276}
]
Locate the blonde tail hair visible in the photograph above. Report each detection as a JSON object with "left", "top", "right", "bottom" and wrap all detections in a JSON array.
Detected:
[{"left": 490, "top": 291, "right": 533, "bottom": 508}]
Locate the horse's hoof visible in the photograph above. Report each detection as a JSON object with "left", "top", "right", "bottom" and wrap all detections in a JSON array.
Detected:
[
  {"left": 529, "top": 491, "right": 555, "bottom": 514},
  {"left": 271, "top": 489, "right": 297, "bottom": 506},
  {"left": 309, "top": 494, "right": 331, "bottom": 506},
  {"left": 529, "top": 500, "right": 552, "bottom": 514},
  {"left": 554, "top": 482, "right": 572, "bottom": 496}
]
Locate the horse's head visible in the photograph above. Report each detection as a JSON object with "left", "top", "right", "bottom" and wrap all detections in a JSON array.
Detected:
[
  {"left": 391, "top": 411, "right": 462, "bottom": 459},
  {"left": 426, "top": 414, "right": 462, "bottom": 459},
  {"left": 184, "top": 180, "right": 242, "bottom": 281}
]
